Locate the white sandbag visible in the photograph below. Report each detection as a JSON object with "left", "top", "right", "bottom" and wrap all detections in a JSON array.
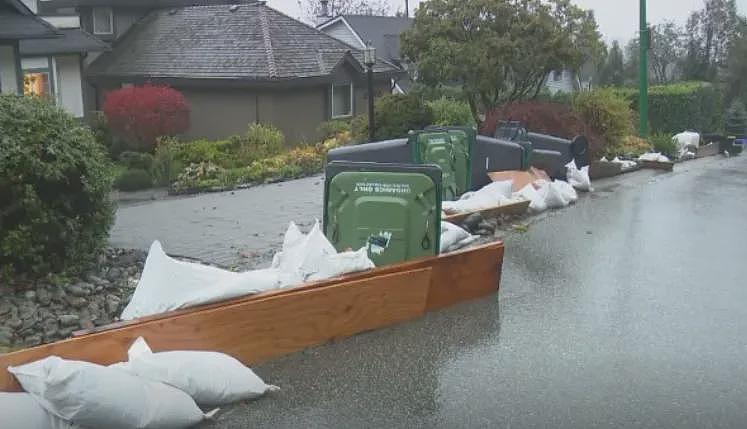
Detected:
[
  {"left": 116, "top": 337, "right": 278, "bottom": 407},
  {"left": 611, "top": 157, "right": 638, "bottom": 170},
  {"left": 673, "top": 131, "right": 700, "bottom": 158},
  {"left": 121, "top": 241, "right": 282, "bottom": 320},
  {"left": 514, "top": 184, "right": 548, "bottom": 213},
  {"left": 307, "top": 247, "right": 375, "bottom": 282},
  {"left": 565, "top": 160, "right": 593, "bottom": 192},
  {"left": 0, "top": 393, "right": 77, "bottom": 429},
  {"left": 441, "top": 180, "right": 513, "bottom": 214},
  {"left": 600, "top": 156, "right": 609, "bottom": 162},
  {"left": 440, "top": 222, "right": 475, "bottom": 253},
  {"left": 9, "top": 357, "right": 211, "bottom": 429},
  {"left": 638, "top": 152, "right": 671, "bottom": 162},
  {"left": 544, "top": 181, "right": 570, "bottom": 209},
  {"left": 553, "top": 180, "right": 578, "bottom": 204},
  {"left": 274, "top": 221, "right": 374, "bottom": 285}
]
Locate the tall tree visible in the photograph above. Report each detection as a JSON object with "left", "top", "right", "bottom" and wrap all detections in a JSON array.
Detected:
[
  {"left": 725, "top": 35, "right": 747, "bottom": 105},
  {"left": 401, "top": 0, "right": 603, "bottom": 125},
  {"left": 681, "top": 0, "right": 744, "bottom": 81},
  {"left": 598, "top": 40, "right": 625, "bottom": 87},
  {"left": 649, "top": 22, "right": 685, "bottom": 83},
  {"left": 300, "top": 0, "right": 391, "bottom": 19}
]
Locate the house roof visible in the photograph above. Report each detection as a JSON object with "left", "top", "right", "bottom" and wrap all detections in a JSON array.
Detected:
[
  {"left": 318, "top": 15, "right": 413, "bottom": 62},
  {"left": 20, "top": 28, "right": 110, "bottom": 55},
  {"left": 0, "top": 0, "right": 60, "bottom": 39},
  {"left": 86, "top": 2, "right": 402, "bottom": 82}
]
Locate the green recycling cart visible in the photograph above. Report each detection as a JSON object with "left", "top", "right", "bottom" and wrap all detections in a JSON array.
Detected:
[
  {"left": 410, "top": 128, "right": 473, "bottom": 201},
  {"left": 324, "top": 161, "right": 442, "bottom": 267}
]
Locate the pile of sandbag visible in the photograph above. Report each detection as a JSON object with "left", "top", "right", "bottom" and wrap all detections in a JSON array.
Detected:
[
  {"left": 600, "top": 156, "right": 638, "bottom": 171},
  {"left": 673, "top": 131, "right": 699, "bottom": 159},
  {"left": 638, "top": 152, "right": 671, "bottom": 163},
  {"left": 122, "top": 221, "right": 374, "bottom": 320},
  {"left": 442, "top": 180, "right": 526, "bottom": 215},
  {"left": 512, "top": 179, "right": 578, "bottom": 213},
  {"left": 3, "top": 337, "right": 277, "bottom": 429},
  {"left": 565, "top": 160, "right": 593, "bottom": 192},
  {"left": 440, "top": 222, "right": 477, "bottom": 253}
]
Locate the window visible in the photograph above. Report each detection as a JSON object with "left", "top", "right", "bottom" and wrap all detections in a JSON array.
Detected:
[
  {"left": 331, "top": 83, "right": 353, "bottom": 118},
  {"left": 22, "top": 57, "right": 54, "bottom": 100},
  {"left": 93, "top": 7, "right": 113, "bottom": 35}
]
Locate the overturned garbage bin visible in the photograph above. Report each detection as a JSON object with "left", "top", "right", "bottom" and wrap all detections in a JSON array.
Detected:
[
  {"left": 324, "top": 161, "right": 442, "bottom": 267},
  {"left": 473, "top": 136, "right": 525, "bottom": 189},
  {"left": 326, "top": 138, "right": 410, "bottom": 164},
  {"left": 527, "top": 132, "right": 590, "bottom": 168},
  {"left": 495, "top": 121, "right": 533, "bottom": 169}
]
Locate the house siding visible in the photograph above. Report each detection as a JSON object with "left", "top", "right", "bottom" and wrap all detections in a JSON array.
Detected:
[
  {"left": 0, "top": 43, "right": 20, "bottom": 94},
  {"left": 545, "top": 70, "right": 576, "bottom": 94},
  {"left": 54, "top": 54, "right": 85, "bottom": 117},
  {"left": 322, "top": 21, "right": 363, "bottom": 48}
]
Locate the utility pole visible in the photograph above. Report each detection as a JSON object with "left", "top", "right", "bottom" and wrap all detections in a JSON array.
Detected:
[
  {"left": 639, "top": 0, "right": 649, "bottom": 138},
  {"left": 404, "top": 0, "right": 409, "bottom": 17}
]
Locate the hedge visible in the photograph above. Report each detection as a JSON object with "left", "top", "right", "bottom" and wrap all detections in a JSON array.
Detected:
[{"left": 614, "top": 82, "right": 723, "bottom": 134}]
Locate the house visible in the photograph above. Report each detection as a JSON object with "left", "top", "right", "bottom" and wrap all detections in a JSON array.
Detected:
[
  {"left": 19, "top": 28, "right": 109, "bottom": 118},
  {"left": 545, "top": 69, "right": 593, "bottom": 94},
  {"left": 0, "top": 0, "right": 57, "bottom": 94},
  {"left": 317, "top": 14, "right": 413, "bottom": 93},
  {"left": 70, "top": 1, "right": 403, "bottom": 143}
]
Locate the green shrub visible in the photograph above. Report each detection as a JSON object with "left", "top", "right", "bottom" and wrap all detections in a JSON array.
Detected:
[
  {"left": 227, "top": 123, "right": 284, "bottom": 164},
  {"left": 151, "top": 138, "right": 185, "bottom": 187},
  {"left": 572, "top": 89, "right": 633, "bottom": 152},
  {"left": 170, "top": 138, "right": 235, "bottom": 167},
  {"left": 0, "top": 95, "right": 114, "bottom": 278},
  {"left": 114, "top": 169, "right": 153, "bottom": 191},
  {"left": 725, "top": 100, "right": 747, "bottom": 137},
  {"left": 426, "top": 98, "right": 475, "bottom": 126},
  {"left": 355, "top": 94, "right": 433, "bottom": 143},
  {"left": 614, "top": 135, "right": 652, "bottom": 157},
  {"left": 616, "top": 82, "right": 723, "bottom": 134},
  {"left": 118, "top": 151, "right": 155, "bottom": 171},
  {"left": 649, "top": 133, "right": 677, "bottom": 158},
  {"left": 318, "top": 120, "right": 351, "bottom": 139},
  {"left": 171, "top": 162, "right": 225, "bottom": 193}
]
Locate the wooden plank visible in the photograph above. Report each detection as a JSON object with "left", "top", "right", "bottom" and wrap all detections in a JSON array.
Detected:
[
  {"left": 639, "top": 160, "right": 674, "bottom": 172},
  {"left": 696, "top": 143, "right": 720, "bottom": 158},
  {"left": 443, "top": 200, "right": 531, "bottom": 224},
  {"left": 75, "top": 242, "right": 505, "bottom": 338},
  {"left": 0, "top": 268, "right": 433, "bottom": 392},
  {"left": 589, "top": 161, "right": 623, "bottom": 180}
]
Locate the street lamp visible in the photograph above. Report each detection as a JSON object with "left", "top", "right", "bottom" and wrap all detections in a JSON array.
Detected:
[{"left": 364, "top": 41, "right": 376, "bottom": 142}]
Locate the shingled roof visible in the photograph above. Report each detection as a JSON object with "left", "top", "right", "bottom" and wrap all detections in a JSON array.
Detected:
[
  {"left": 87, "top": 2, "right": 402, "bottom": 82},
  {"left": 20, "top": 28, "right": 109, "bottom": 55},
  {"left": 0, "top": 0, "right": 59, "bottom": 39}
]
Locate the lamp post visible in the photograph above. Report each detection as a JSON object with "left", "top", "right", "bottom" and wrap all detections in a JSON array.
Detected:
[
  {"left": 364, "top": 42, "right": 376, "bottom": 142},
  {"left": 639, "top": 0, "right": 649, "bottom": 138}
]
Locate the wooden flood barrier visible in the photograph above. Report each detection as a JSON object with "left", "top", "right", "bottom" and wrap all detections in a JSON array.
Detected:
[
  {"left": 0, "top": 242, "right": 505, "bottom": 392},
  {"left": 443, "top": 200, "right": 531, "bottom": 224}
]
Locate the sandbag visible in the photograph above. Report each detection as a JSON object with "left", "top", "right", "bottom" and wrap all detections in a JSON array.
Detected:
[
  {"left": 9, "top": 357, "right": 211, "bottom": 429},
  {"left": 638, "top": 152, "right": 671, "bottom": 162},
  {"left": 553, "top": 180, "right": 578, "bottom": 204},
  {"left": 566, "top": 160, "right": 593, "bottom": 192},
  {"left": 514, "top": 184, "right": 548, "bottom": 213},
  {"left": 673, "top": 131, "right": 700, "bottom": 158},
  {"left": 440, "top": 222, "right": 475, "bottom": 253},
  {"left": 543, "top": 181, "right": 569, "bottom": 209},
  {"left": 273, "top": 221, "right": 374, "bottom": 285},
  {"left": 121, "top": 241, "right": 282, "bottom": 320},
  {"left": 115, "top": 337, "right": 278, "bottom": 407},
  {"left": 0, "top": 392, "right": 77, "bottom": 429},
  {"left": 611, "top": 156, "right": 638, "bottom": 170},
  {"left": 442, "top": 180, "right": 513, "bottom": 214}
]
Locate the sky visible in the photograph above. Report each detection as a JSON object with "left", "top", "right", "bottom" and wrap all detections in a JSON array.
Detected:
[{"left": 266, "top": 0, "right": 747, "bottom": 43}]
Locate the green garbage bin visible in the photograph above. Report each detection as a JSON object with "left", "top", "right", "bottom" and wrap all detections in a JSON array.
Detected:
[
  {"left": 324, "top": 161, "right": 442, "bottom": 267},
  {"left": 425, "top": 125, "right": 475, "bottom": 195},
  {"left": 409, "top": 130, "right": 465, "bottom": 201}
]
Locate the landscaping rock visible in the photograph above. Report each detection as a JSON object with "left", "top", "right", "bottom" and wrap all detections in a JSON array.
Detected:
[
  {"left": 36, "top": 288, "right": 51, "bottom": 305},
  {"left": 24, "top": 290, "right": 37, "bottom": 301},
  {"left": 58, "top": 314, "right": 80, "bottom": 327},
  {"left": 0, "top": 327, "right": 14, "bottom": 344}
]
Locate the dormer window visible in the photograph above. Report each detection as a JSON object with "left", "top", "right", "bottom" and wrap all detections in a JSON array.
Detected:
[{"left": 93, "top": 7, "right": 113, "bottom": 35}]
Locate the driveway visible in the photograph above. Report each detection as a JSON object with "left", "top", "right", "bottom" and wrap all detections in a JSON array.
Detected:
[{"left": 196, "top": 155, "right": 747, "bottom": 428}]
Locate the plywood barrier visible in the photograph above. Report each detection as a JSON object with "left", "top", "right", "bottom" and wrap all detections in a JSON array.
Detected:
[
  {"left": 443, "top": 200, "right": 531, "bottom": 224},
  {"left": 639, "top": 160, "right": 674, "bottom": 172},
  {"left": 0, "top": 242, "right": 504, "bottom": 392}
]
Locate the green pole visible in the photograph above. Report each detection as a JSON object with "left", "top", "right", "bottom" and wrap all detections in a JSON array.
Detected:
[{"left": 639, "top": 0, "right": 649, "bottom": 137}]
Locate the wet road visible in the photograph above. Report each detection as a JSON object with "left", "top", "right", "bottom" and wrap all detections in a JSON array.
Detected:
[{"left": 204, "top": 155, "right": 747, "bottom": 429}]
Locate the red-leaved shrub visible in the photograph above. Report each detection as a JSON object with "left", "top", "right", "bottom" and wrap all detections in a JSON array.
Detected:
[
  {"left": 103, "top": 84, "right": 190, "bottom": 152},
  {"left": 481, "top": 102, "right": 605, "bottom": 157}
]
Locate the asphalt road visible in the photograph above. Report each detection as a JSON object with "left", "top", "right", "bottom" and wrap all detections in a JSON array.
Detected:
[{"left": 203, "top": 155, "right": 747, "bottom": 429}]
